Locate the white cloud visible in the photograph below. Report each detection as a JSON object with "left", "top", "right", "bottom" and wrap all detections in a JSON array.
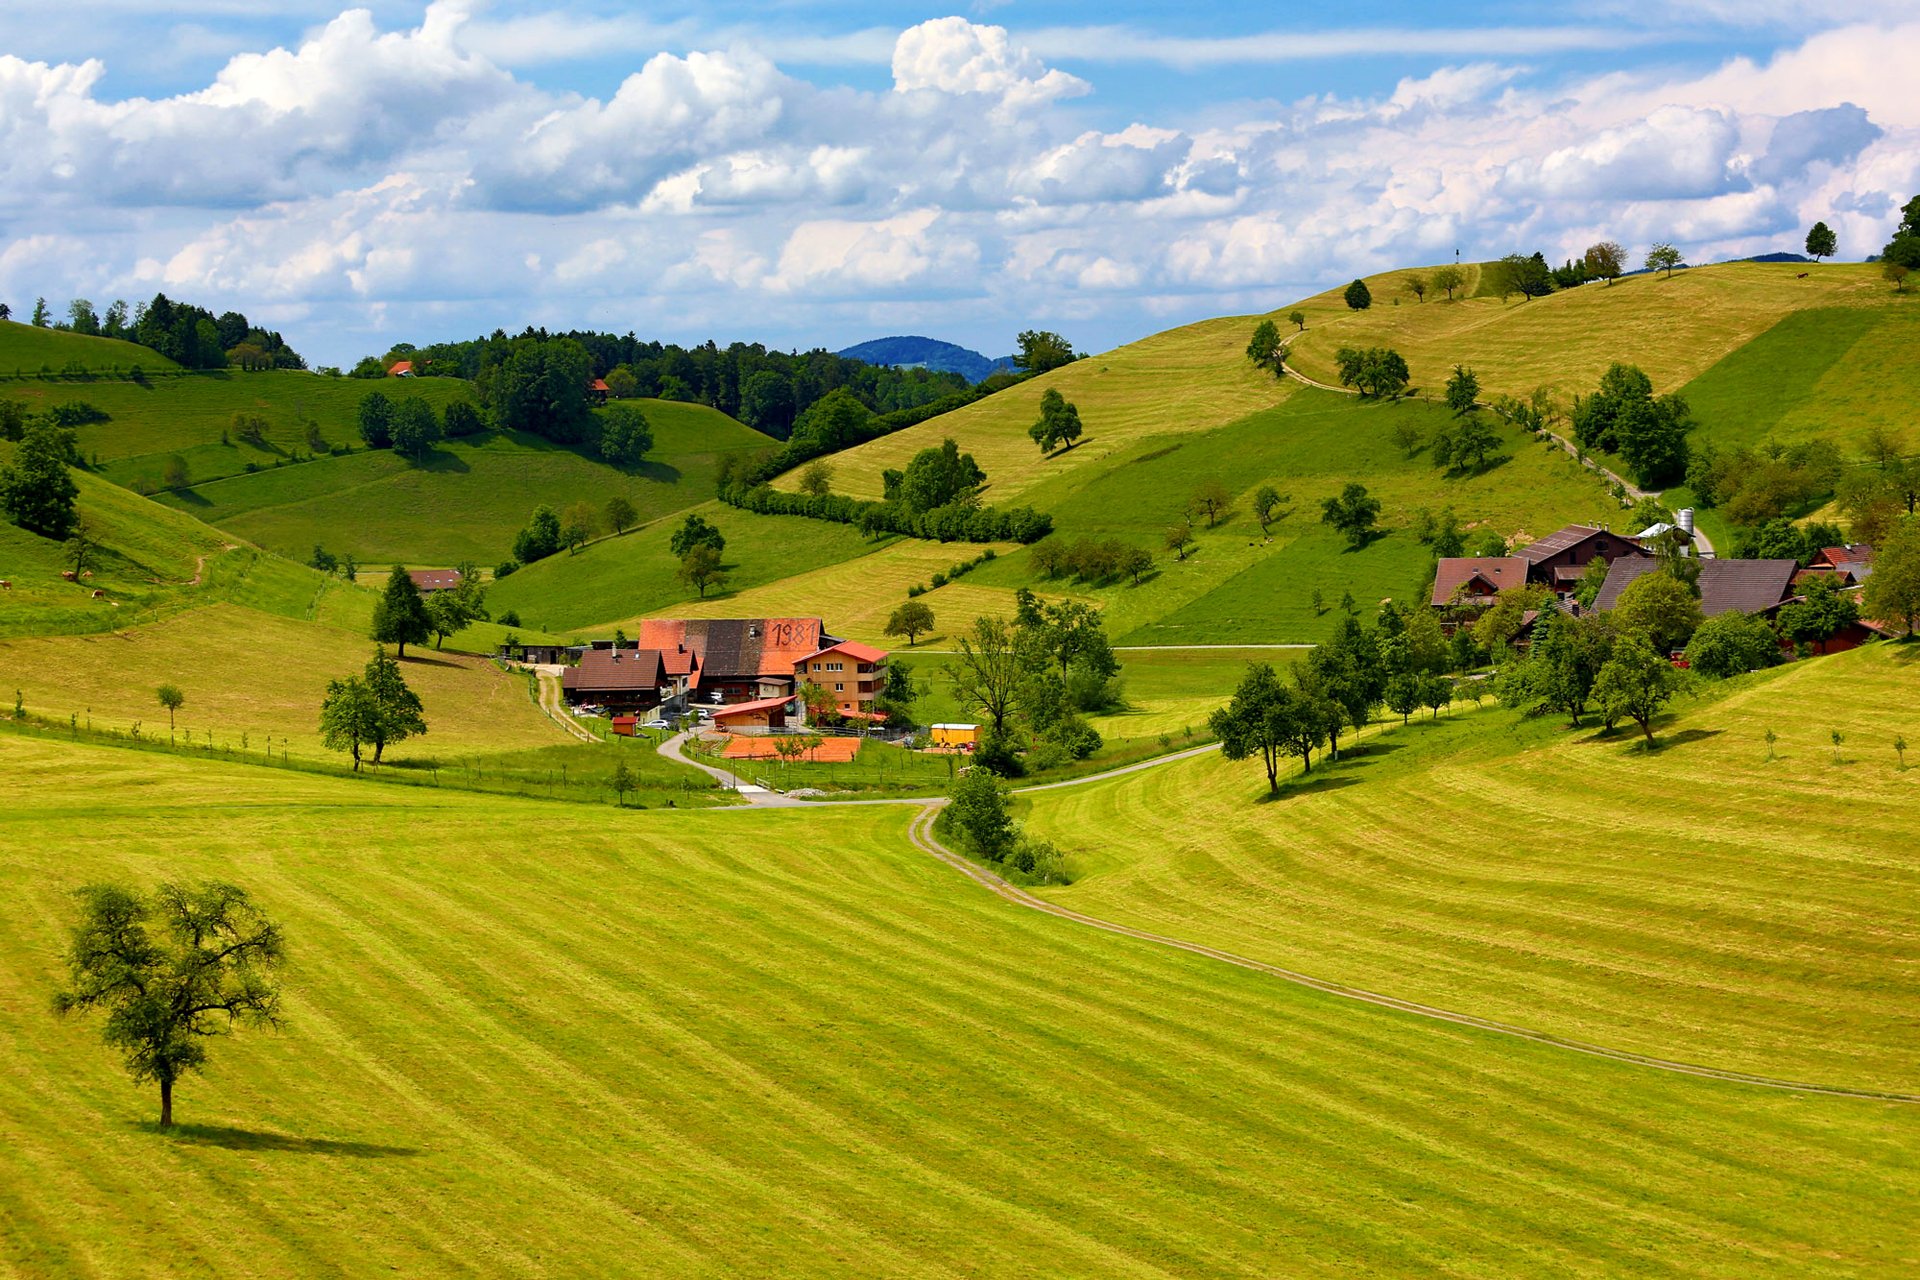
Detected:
[
  {"left": 1513, "top": 106, "right": 1746, "bottom": 201},
  {"left": 891, "top": 18, "right": 1088, "bottom": 112}
]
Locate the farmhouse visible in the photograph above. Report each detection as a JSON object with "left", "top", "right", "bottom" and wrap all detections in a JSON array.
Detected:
[
  {"left": 1591, "top": 557, "right": 1800, "bottom": 618},
  {"left": 588, "top": 378, "right": 611, "bottom": 405},
  {"left": 408, "top": 569, "right": 464, "bottom": 593},
  {"left": 1514, "top": 524, "right": 1650, "bottom": 595},
  {"left": 633, "top": 617, "right": 890, "bottom": 716},
  {"left": 796, "top": 639, "right": 889, "bottom": 717},
  {"left": 387, "top": 360, "right": 415, "bottom": 377},
  {"left": 1431, "top": 556, "right": 1529, "bottom": 609},
  {"left": 562, "top": 645, "right": 678, "bottom": 715},
  {"left": 1806, "top": 544, "right": 1875, "bottom": 585}
]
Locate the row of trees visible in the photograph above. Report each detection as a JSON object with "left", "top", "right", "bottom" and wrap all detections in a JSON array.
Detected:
[{"left": 11, "top": 292, "right": 305, "bottom": 371}]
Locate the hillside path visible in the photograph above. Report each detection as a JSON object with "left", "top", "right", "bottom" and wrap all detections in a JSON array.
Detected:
[
  {"left": 1274, "top": 335, "right": 1715, "bottom": 556},
  {"left": 533, "top": 667, "right": 599, "bottom": 744},
  {"left": 901, "top": 805, "right": 1918, "bottom": 1105}
]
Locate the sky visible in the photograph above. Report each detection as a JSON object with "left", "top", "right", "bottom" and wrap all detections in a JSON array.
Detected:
[{"left": 0, "top": 1, "right": 1916, "bottom": 368}]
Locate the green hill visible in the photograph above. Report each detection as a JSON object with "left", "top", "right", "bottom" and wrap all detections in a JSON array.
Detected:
[
  {"left": 0, "top": 319, "right": 181, "bottom": 376},
  {"left": 1, "top": 735, "right": 1913, "bottom": 1274}
]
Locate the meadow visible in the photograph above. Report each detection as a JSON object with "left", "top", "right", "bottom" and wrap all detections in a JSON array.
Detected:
[
  {"left": 1024, "top": 643, "right": 1920, "bottom": 1095},
  {"left": 2, "top": 734, "right": 1916, "bottom": 1276},
  {"left": 0, "top": 320, "right": 178, "bottom": 375},
  {"left": 154, "top": 399, "right": 773, "bottom": 565}
]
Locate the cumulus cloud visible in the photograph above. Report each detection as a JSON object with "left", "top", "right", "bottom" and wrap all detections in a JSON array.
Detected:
[
  {"left": 1513, "top": 106, "right": 1747, "bottom": 201},
  {"left": 891, "top": 18, "right": 1088, "bottom": 112}
]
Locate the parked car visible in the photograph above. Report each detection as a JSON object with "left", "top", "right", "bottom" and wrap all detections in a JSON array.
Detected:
[{"left": 641, "top": 718, "right": 670, "bottom": 730}]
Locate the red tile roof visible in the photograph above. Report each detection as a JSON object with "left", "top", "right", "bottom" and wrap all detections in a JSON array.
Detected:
[
  {"left": 710, "top": 694, "right": 795, "bottom": 720},
  {"left": 408, "top": 569, "right": 463, "bottom": 592},
  {"left": 388, "top": 360, "right": 414, "bottom": 376},
  {"left": 590, "top": 378, "right": 610, "bottom": 392},
  {"left": 1431, "top": 557, "right": 1529, "bottom": 607},
  {"left": 636, "top": 618, "right": 826, "bottom": 682},
  {"left": 801, "top": 639, "right": 888, "bottom": 665}
]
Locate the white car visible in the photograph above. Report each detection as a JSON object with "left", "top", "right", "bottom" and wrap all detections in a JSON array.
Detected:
[{"left": 641, "top": 718, "right": 670, "bottom": 730}]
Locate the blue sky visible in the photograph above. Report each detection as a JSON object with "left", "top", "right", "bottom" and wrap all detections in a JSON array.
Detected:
[{"left": 0, "top": 1, "right": 1914, "bottom": 366}]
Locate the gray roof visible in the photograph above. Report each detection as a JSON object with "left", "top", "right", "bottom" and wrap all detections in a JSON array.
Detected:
[
  {"left": 1591, "top": 558, "right": 1799, "bottom": 617},
  {"left": 1514, "top": 524, "right": 1641, "bottom": 564}
]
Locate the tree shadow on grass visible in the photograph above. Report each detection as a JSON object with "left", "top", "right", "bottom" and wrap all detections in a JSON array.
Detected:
[
  {"left": 415, "top": 450, "right": 472, "bottom": 475},
  {"left": 400, "top": 653, "right": 464, "bottom": 669},
  {"left": 1652, "top": 727, "right": 1725, "bottom": 750},
  {"left": 141, "top": 1123, "right": 424, "bottom": 1158},
  {"left": 1255, "top": 774, "right": 1360, "bottom": 803}
]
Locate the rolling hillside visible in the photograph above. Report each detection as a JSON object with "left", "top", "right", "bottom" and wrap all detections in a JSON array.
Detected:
[
  {"left": 2, "top": 735, "right": 1915, "bottom": 1275},
  {"left": 1025, "top": 643, "right": 1920, "bottom": 1094},
  {"left": 0, "top": 320, "right": 181, "bottom": 375}
]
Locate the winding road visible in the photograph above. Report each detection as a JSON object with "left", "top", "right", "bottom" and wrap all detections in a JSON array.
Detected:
[{"left": 656, "top": 728, "right": 1914, "bottom": 1103}]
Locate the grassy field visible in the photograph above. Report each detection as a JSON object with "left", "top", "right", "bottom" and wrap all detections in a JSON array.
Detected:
[
  {"left": 487, "top": 501, "right": 890, "bottom": 635},
  {"left": 775, "top": 314, "right": 1290, "bottom": 505},
  {"left": 153, "top": 399, "right": 774, "bottom": 565},
  {"left": 0, "top": 319, "right": 179, "bottom": 375},
  {"left": 965, "top": 387, "right": 1619, "bottom": 645},
  {"left": 1282, "top": 260, "right": 1909, "bottom": 406},
  {"left": 1, "top": 735, "right": 1916, "bottom": 1275},
  {"left": 1024, "top": 642, "right": 1920, "bottom": 1095}
]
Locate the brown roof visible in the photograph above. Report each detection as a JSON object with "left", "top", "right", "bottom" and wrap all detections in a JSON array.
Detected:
[
  {"left": 1592, "top": 558, "right": 1799, "bottom": 616},
  {"left": 564, "top": 647, "right": 666, "bottom": 692},
  {"left": 409, "top": 570, "right": 463, "bottom": 592},
  {"left": 1431, "top": 557, "right": 1530, "bottom": 607},
  {"left": 636, "top": 618, "right": 827, "bottom": 685},
  {"left": 710, "top": 694, "right": 795, "bottom": 719},
  {"left": 1514, "top": 524, "right": 1643, "bottom": 564}
]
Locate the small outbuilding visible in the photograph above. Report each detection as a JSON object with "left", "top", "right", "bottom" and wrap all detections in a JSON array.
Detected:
[
  {"left": 931, "top": 723, "right": 981, "bottom": 748},
  {"left": 709, "top": 695, "right": 795, "bottom": 733}
]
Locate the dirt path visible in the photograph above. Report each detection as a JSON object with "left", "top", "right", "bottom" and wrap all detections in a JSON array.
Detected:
[
  {"left": 902, "top": 805, "right": 1918, "bottom": 1105},
  {"left": 1275, "top": 337, "right": 1715, "bottom": 556},
  {"left": 532, "top": 667, "right": 599, "bottom": 744}
]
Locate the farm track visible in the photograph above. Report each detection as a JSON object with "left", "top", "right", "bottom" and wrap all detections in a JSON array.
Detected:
[{"left": 902, "top": 804, "right": 1920, "bottom": 1106}]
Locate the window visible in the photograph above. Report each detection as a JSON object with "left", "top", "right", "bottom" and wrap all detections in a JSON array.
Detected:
[
  {"left": 1595, "top": 539, "right": 1609, "bottom": 552},
  {"left": 835, "top": 683, "right": 844, "bottom": 692}
]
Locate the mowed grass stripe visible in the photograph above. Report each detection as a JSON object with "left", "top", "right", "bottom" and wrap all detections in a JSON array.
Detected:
[
  {"left": 1025, "top": 645, "right": 1920, "bottom": 1093},
  {"left": 3, "top": 739, "right": 1918, "bottom": 1275}
]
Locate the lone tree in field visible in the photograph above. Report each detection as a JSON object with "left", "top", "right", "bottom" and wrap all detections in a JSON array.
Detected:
[
  {"left": 1210, "top": 662, "right": 1327, "bottom": 793},
  {"left": 798, "top": 459, "right": 834, "bottom": 495},
  {"left": 1245, "top": 319, "right": 1282, "bottom": 374},
  {"left": 1444, "top": 365, "right": 1480, "bottom": 415},
  {"left": 1288, "top": 309, "right": 1307, "bottom": 331},
  {"left": 677, "top": 544, "right": 727, "bottom": 598},
  {"left": 1592, "top": 632, "right": 1684, "bottom": 746},
  {"left": 1805, "top": 222, "right": 1837, "bottom": 262},
  {"left": 1164, "top": 521, "right": 1193, "bottom": 562},
  {"left": 1403, "top": 273, "right": 1428, "bottom": 302},
  {"left": 1343, "top": 278, "right": 1372, "bottom": 310},
  {"left": 885, "top": 599, "right": 936, "bottom": 647},
  {"left": 0, "top": 422, "right": 80, "bottom": 541},
  {"left": 372, "top": 565, "right": 432, "bottom": 658},
  {"left": 356, "top": 390, "right": 394, "bottom": 449},
  {"left": 1645, "top": 243, "right": 1683, "bottom": 278},
  {"left": 1430, "top": 263, "right": 1464, "bottom": 300},
  {"left": 156, "top": 684, "right": 184, "bottom": 736},
  {"left": 604, "top": 495, "right": 637, "bottom": 535},
  {"left": 1253, "top": 485, "right": 1286, "bottom": 533},
  {"left": 610, "top": 758, "right": 638, "bottom": 807},
  {"left": 946, "top": 616, "right": 1022, "bottom": 737},
  {"left": 1028, "top": 388, "right": 1084, "bottom": 454},
  {"left": 1321, "top": 483, "right": 1381, "bottom": 549},
  {"left": 53, "top": 881, "right": 286, "bottom": 1129},
  {"left": 1584, "top": 241, "right": 1625, "bottom": 284},
  {"left": 1189, "top": 480, "right": 1231, "bottom": 528},
  {"left": 362, "top": 646, "right": 426, "bottom": 763}
]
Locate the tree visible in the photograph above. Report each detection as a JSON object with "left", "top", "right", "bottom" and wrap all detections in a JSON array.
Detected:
[
  {"left": 598, "top": 403, "right": 653, "bottom": 469},
  {"left": 1502, "top": 611, "right": 1615, "bottom": 727},
  {"left": 1573, "top": 363, "right": 1692, "bottom": 487},
  {"left": 1611, "top": 570, "right": 1705, "bottom": 654},
  {"left": 1391, "top": 420, "right": 1423, "bottom": 459},
  {"left": 610, "top": 759, "right": 638, "bottom": 807},
  {"left": 947, "top": 616, "right": 1023, "bottom": 737},
  {"left": 156, "top": 684, "right": 184, "bottom": 736},
  {"left": 1431, "top": 414, "right": 1501, "bottom": 474},
  {"left": 886, "top": 599, "right": 936, "bottom": 647},
  {"left": 1028, "top": 388, "right": 1084, "bottom": 454},
  {"left": 356, "top": 391, "right": 394, "bottom": 449},
  {"left": 1288, "top": 309, "right": 1307, "bottom": 331},
  {"left": 1165, "top": 521, "right": 1193, "bottom": 562},
  {"left": 0, "top": 422, "right": 80, "bottom": 541},
  {"left": 442, "top": 401, "right": 484, "bottom": 438},
  {"left": 1311, "top": 589, "right": 1326, "bottom": 616},
  {"left": 605, "top": 495, "right": 637, "bottom": 535},
  {"left": 1583, "top": 241, "right": 1625, "bottom": 284},
  {"left": 1684, "top": 611, "right": 1781, "bottom": 678},
  {"left": 31, "top": 297, "right": 49, "bottom": 327},
  {"left": 489, "top": 337, "right": 594, "bottom": 443},
  {"left": 947, "top": 768, "right": 1015, "bottom": 858},
  {"left": 389, "top": 398, "right": 441, "bottom": 461},
  {"left": 1013, "top": 330, "right": 1077, "bottom": 374},
  {"left": 0, "top": 301, "right": 9, "bottom": 320},
  {"left": 1863, "top": 518, "right": 1920, "bottom": 634},
  {"left": 899, "top": 438, "right": 985, "bottom": 513},
  {"left": 1120, "top": 545, "right": 1153, "bottom": 584},
  {"left": 1246, "top": 319, "right": 1282, "bottom": 371},
  {"left": 514, "top": 505, "right": 563, "bottom": 563},
  {"left": 1645, "top": 243, "right": 1683, "bottom": 277},
  {"left": 1343, "top": 279, "right": 1372, "bottom": 310},
  {"left": 1333, "top": 346, "right": 1410, "bottom": 398},
  {"left": 1253, "top": 485, "right": 1285, "bottom": 533},
  {"left": 678, "top": 544, "right": 727, "bottom": 598},
  {"left": 1776, "top": 575, "right": 1861, "bottom": 650},
  {"left": 320, "top": 675, "right": 381, "bottom": 770},
  {"left": 798, "top": 459, "right": 834, "bottom": 496},
  {"left": 1189, "top": 480, "right": 1231, "bottom": 528},
  {"left": 669, "top": 513, "right": 726, "bottom": 558},
  {"left": 371, "top": 565, "right": 432, "bottom": 658},
  {"left": 1431, "top": 264, "right": 1465, "bottom": 300},
  {"left": 1494, "top": 252, "right": 1554, "bottom": 300},
  {"left": 560, "top": 500, "right": 597, "bottom": 552},
  {"left": 53, "top": 881, "right": 285, "bottom": 1128},
  {"left": 1593, "top": 633, "right": 1684, "bottom": 745},
  {"left": 1210, "top": 662, "right": 1326, "bottom": 792},
  {"left": 1805, "top": 222, "right": 1837, "bottom": 262},
  {"left": 362, "top": 646, "right": 426, "bottom": 762},
  {"left": 1385, "top": 672, "right": 1421, "bottom": 724},
  {"left": 1321, "top": 483, "right": 1381, "bottom": 550},
  {"left": 1885, "top": 261, "right": 1913, "bottom": 294},
  {"left": 1444, "top": 365, "right": 1479, "bottom": 415},
  {"left": 1402, "top": 273, "right": 1429, "bottom": 303}
]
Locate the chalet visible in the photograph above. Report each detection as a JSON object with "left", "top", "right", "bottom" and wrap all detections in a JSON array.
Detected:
[
  {"left": 563, "top": 646, "right": 674, "bottom": 714},
  {"left": 1591, "top": 558, "right": 1800, "bottom": 619},
  {"left": 588, "top": 378, "right": 611, "bottom": 405},
  {"left": 1515, "top": 524, "right": 1649, "bottom": 596},
  {"left": 1806, "top": 544, "right": 1875, "bottom": 585},
  {"left": 408, "top": 569, "right": 464, "bottom": 593},
  {"left": 796, "top": 639, "right": 889, "bottom": 717},
  {"left": 1431, "top": 556, "right": 1529, "bottom": 610},
  {"left": 387, "top": 360, "right": 415, "bottom": 377}
]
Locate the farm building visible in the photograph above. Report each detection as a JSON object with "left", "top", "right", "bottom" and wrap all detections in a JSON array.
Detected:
[
  {"left": 408, "top": 569, "right": 464, "bottom": 593},
  {"left": 1807, "top": 544, "right": 1875, "bottom": 585},
  {"left": 1515, "top": 524, "right": 1651, "bottom": 596},
  {"left": 709, "top": 695, "right": 795, "bottom": 733},
  {"left": 562, "top": 646, "right": 680, "bottom": 714},
  {"left": 1431, "top": 557, "right": 1530, "bottom": 610},
  {"left": 796, "top": 639, "right": 889, "bottom": 717},
  {"left": 387, "top": 360, "right": 415, "bottom": 377},
  {"left": 1591, "top": 558, "right": 1800, "bottom": 618},
  {"left": 588, "top": 378, "right": 611, "bottom": 405}
]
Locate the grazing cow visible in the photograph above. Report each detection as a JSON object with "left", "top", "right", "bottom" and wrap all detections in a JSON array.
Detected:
[
  {"left": 91, "top": 589, "right": 105, "bottom": 599},
  {"left": 1797, "top": 272, "right": 1809, "bottom": 279},
  {"left": 80, "top": 570, "right": 92, "bottom": 580},
  {"left": 0, "top": 580, "right": 11, "bottom": 590},
  {"left": 61, "top": 570, "right": 76, "bottom": 581}
]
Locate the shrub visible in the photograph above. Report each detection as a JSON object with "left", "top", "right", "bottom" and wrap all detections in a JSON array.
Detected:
[
  {"left": 498, "top": 609, "right": 522, "bottom": 627},
  {"left": 495, "top": 561, "right": 519, "bottom": 580},
  {"left": 1684, "top": 611, "right": 1782, "bottom": 678}
]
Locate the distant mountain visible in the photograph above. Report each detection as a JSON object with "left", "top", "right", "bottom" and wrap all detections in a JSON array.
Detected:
[
  {"left": 837, "top": 336, "right": 1015, "bottom": 384},
  {"left": 1740, "top": 252, "right": 1813, "bottom": 264}
]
